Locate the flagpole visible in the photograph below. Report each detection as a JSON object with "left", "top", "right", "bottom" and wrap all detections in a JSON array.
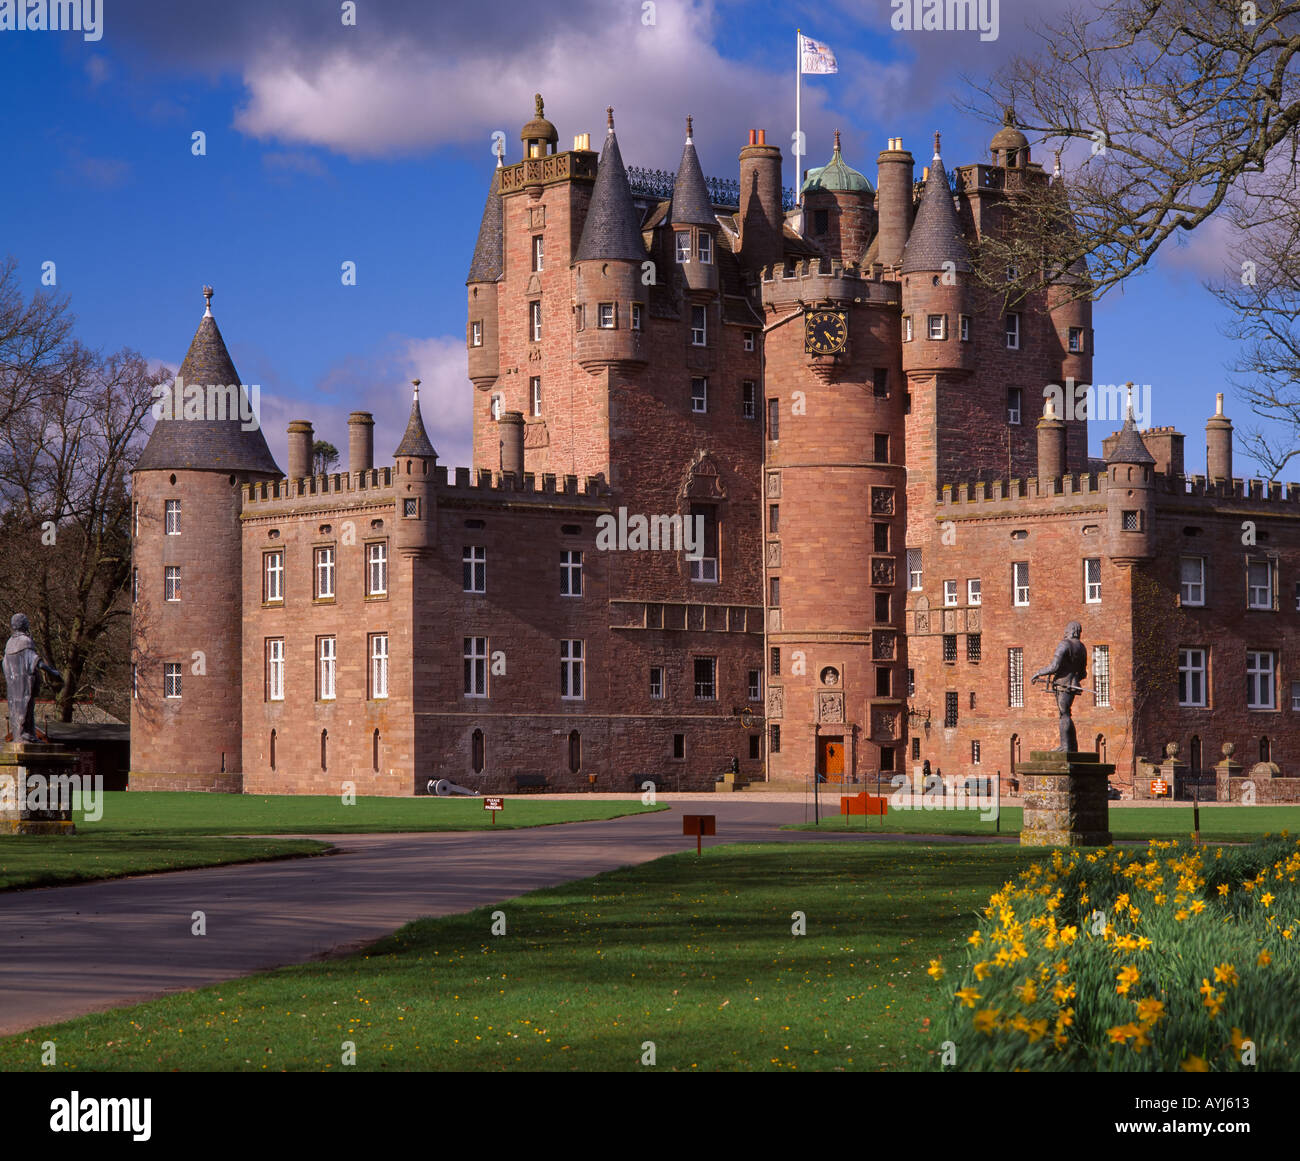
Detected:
[{"left": 795, "top": 27, "right": 802, "bottom": 209}]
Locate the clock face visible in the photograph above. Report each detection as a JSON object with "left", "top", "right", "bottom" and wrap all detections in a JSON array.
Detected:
[{"left": 805, "top": 310, "right": 848, "bottom": 355}]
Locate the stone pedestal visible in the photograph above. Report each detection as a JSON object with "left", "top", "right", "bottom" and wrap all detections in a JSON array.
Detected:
[
  {"left": 1018, "top": 749, "right": 1112, "bottom": 847},
  {"left": 0, "top": 743, "right": 78, "bottom": 835}
]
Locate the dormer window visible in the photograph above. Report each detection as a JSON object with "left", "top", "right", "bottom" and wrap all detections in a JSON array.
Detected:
[
  {"left": 698, "top": 233, "right": 713, "bottom": 264},
  {"left": 675, "top": 231, "right": 691, "bottom": 263}
]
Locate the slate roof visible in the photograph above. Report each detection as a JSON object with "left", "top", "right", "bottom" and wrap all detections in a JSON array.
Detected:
[
  {"left": 575, "top": 127, "right": 647, "bottom": 262},
  {"left": 466, "top": 163, "right": 504, "bottom": 283},
  {"left": 394, "top": 386, "right": 437, "bottom": 458},
  {"left": 670, "top": 133, "right": 715, "bottom": 227},
  {"left": 901, "top": 152, "right": 972, "bottom": 275},
  {"left": 134, "top": 305, "right": 282, "bottom": 476},
  {"left": 1106, "top": 411, "right": 1155, "bottom": 466}
]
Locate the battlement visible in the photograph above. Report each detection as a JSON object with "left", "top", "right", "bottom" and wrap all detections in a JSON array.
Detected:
[
  {"left": 1159, "top": 473, "right": 1300, "bottom": 509},
  {"left": 244, "top": 467, "right": 394, "bottom": 505},
  {"left": 937, "top": 472, "right": 1108, "bottom": 514},
  {"left": 433, "top": 465, "right": 611, "bottom": 504},
  {"left": 756, "top": 257, "right": 900, "bottom": 307}
]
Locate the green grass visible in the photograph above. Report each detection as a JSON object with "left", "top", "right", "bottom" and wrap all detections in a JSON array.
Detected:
[
  {"left": 0, "top": 842, "right": 1038, "bottom": 1072},
  {"left": 75, "top": 792, "right": 664, "bottom": 835},
  {"left": 0, "top": 835, "right": 327, "bottom": 892},
  {"left": 784, "top": 805, "right": 1300, "bottom": 842}
]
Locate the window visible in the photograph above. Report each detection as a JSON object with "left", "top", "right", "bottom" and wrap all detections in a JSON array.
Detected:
[
  {"left": 132, "top": 568, "right": 138, "bottom": 603},
  {"left": 691, "top": 377, "right": 708, "bottom": 413},
  {"left": 907, "top": 548, "right": 923, "bottom": 591},
  {"left": 133, "top": 502, "right": 138, "bottom": 537},
  {"left": 490, "top": 394, "right": 503, "bottom": 421},
  {"left": 690, "top": 504, "right": 718, "bottom": 582},
  {"left": 927, "top": 314, "right": 946, "bottom": 340},
  {"left": 1261, "top": 736, "right": 1272, "bottom": 763},
  {"left": 1122, "top": 510, "right": 1140, "bottom": 532},
  {"left": 561, "top": 639, "right": 584, "bottom": 699},
  {"left": 691, "top": 305, "right": 707, "bottom": 347},
  {"left": 749, "top": 735, "right": 761, "bottom": 760},
  {"left": 575, "top": 304, "right": 585, "bottom": 331},
  {"left": 875, "top": 593, "right": 890, "bottom": 622},
  {"left": 907, "top": 668, "right": 916, "bottom": 697},
  {"left": 673, "top": 734, "right": 686, "bottom": 759},
  {"left": 631, "top": 303, "right": 643, "bottom": 331},
  {"left": 698, "top": 233, "right": 713, "bottom": 264},
  {"left": 315, "top": 547, "right": 335, "bottom": 598},
  {"left": 165, "top": 499, "right": 181, "bottom": 535},
  {"left": 1180, "top": 556, "right": 1205, "bottom": 606},
  {"left": 767, "top": 398, "right": 780, "bottom": 440},
  {"left": 320, "top": 729, "right": 328, "bottom": 771},
  {"left": 911, "top": 736, "right": 921, "bottom": 760},
  {"left": 694, "top": 657, "right": 717, "bottom": 700},
  {"left": 872, "top": 368, "right": 888, "bottom": 398},
  {"left": 880, "top": 746, "right": 895, "bottom": 772},
  {"left": 1084, "top": 557, "right": 1101, "bottom": 603},
  {"left": 598, "top": 303, "right": 615, "bottom": 329},
  {"left": 1068, "top": 326, "right": 1084, "bottom": 353},
  {"left": 675, "top": 230, "right": 691, "bottom": 262},
  {"left": 530, "top": 377, "right": 542, "bottom": 416},
  {"left": 945, "top": 691, "right": 959, "bottom": 727},
  {"left": 959, "top": 315, "right": 970, "bottom": 341},
  {"left": 967, "top": 633, "right": 982, "bottom": 662},
  {"left": 1006, "top": 263, "right": 1019, "bottom": 282},
  {"left": 748, "top": 669, "right": 761, "bottom": 700},
  {"left": 529, "top": 301, "right": 542, "bottom": 342},
  {"left": 813, "top": 208, "right": 829, "bottom": 234},
  {"left": 403, "top": 498, "right": 419, "bottom": 518},
  {"left": 1247, "top": 651, "right": 1275, "bottom": 710},
  {"left": 569, "top": 731, "right": 582, "bottom": 774},
  {"left": 164, "top": 565, "right": 181, "bottom": 602},
  {"left": 770, "top": 647, "right": 780, "bottom": 676},
  {"left": 1093, "top": 644, "right": 1110, "bottom": 707},
  {"left": 463, "top": 545, "right": 486, "bottom": 593},
  {"left": 875, "top": 667, "right": 891, "bottom": 697},
  {"left": 164, "top": 662, "right": 182, "bottom": 699},
  {"left": 1248, "top": 559, "right": 1273, "bottom": 609},
  {"left": 967, "top": 578, "right": 981, "bottom": 606},
  {"left": 650, "top": 667, "right": 664, "bottom": 699},
  {"left": 769, "top": 576, "right": 781, "bottom": 606},
  {"left": 1179, "top": 648, "right": 1207, "bottom": 707},
  {"left": 1007, "top": 387, "right": 1022, "bottom": 425},
  {"left": 560, "top": 549, "right": 583, "bottom": 596},
  {"left": 470, "top": 320, "right": 483, "bottom": 347},
  {"left": 943, "top": 634, "right": 957, "bottom": 663},
  {"left": 370, "top": 633, "right": 388, "bottom": 699},
  {"left": 472, "top": 728, "right": 485, "bottom": 774},
  {"left": 265, "top": 551, "right": 283, "bottom": 602},
  {"left": 1295, "top": 581, "right": 1300, "bottom": 611},
  {"left": 873, "top": 433, "right": 890, "bottom": 463},
  {"left": 531, "top": 235, "right": 544, "bottom": 272},
  {"left": 1006, "top": 313, "right": 1020, "bottom": 349},
  {"left": 971, "top": 740, "right": 981, "bottom": 765},
  {"left": 266, "top": 639, "right": 285, "bottom": 701},
  {"left": 464, "top": 637, "right": 488, "bottom": 697},
  {"left": 943, "top": 579, "right": 958, "bottom": 607},
  {"left": 742, "top": 381, "right": 756, "bottom": 420},
  {"left": 1013, "top": 561, "right": 1029, "bottom": 606},
  {"left": 366, "top": 542, "right": 388, "bottom": 597},
  {"left": 1009, "top": 648, "right": 1024, "bottom": 707},
  {"left": 903, "top": 316, "right": 913, "bottom": 342},
  {"left": 874, "top": 523, "right": 890, "bottom": 553},
  {"left": 744, "top": 331, "right": 755, "bottom": 352},
  {"left": 318, "top": 636, "right": 336, "bottom": 700},
  {"left": 1291, "top": 681, "right": 1300, "bottom": 711}
]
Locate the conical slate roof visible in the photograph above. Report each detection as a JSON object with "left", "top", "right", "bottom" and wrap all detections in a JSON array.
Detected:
[
  {"left": 1106, "top": 406, "right": 1155, "bottom": 466},
  {"left": 466, "top": 163, "right": 504, "bottom": 283},
  {"left": 394, "top": 384, "right": 437, "bottom": 458},
  {"left": 670, "top": 120, "right": 715, "bottom": 227},
  {"left": 901, "top": 139, "right": 971, "bottom": 275},
  {"left": 575, "top": 115, "right": 646, "bottom": 262},
  {"left": 135, "top": 295, "right": 281, "bottom": 476}
]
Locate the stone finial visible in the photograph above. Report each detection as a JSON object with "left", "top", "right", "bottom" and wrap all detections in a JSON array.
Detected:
[
  {"left": 411, "top": 378, "right": 421, "bottom": 399},
  {"left": 833, "top": 128, "right": 841, "bottom": 153},
  {"left": 1003, "top": 105, "right": 1016, "bottom": 126},
  {"left": 933, "top": 130, "right": 941, "bottom": 160},
  {"left": 535, "top": 93, "right": 544, "bottom": 118},
  {"left": 606, "top": 105, "right": 615, "bottom": 132},
  {"left": 1222, "top": 741, "right": 1235, "bottom": 757},
  {"left": 686, "top": 114, "right": 693, "bottom": 142},
  {"left": 202, "top": 285, "right": 214, "bottom": 316}
]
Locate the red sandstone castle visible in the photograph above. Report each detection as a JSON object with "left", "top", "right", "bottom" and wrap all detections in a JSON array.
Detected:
[{"left": 130, "top": 98, "right": 1300, "bottom": 800}]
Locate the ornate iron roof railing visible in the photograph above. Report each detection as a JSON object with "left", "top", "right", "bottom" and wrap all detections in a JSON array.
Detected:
[{"left": 627, "top": 166, "right": 796, "bottom": 212}]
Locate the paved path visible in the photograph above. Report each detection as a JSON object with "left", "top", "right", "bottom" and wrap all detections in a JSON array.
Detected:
[{"left": 0, "top": 800, "right": 1008, "bottom": 1036}]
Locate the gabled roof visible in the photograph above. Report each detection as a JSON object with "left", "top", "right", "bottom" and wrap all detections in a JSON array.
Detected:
[
  {"left": 901, "top": 139, "right": 971, "bottom": 275},
  {"left": 670, "top": 120, "right": 715, "bottom": 227},
  {"left": 466, "top": 162, "right": 504, "bottom": 283},
  {"left": 394, "top": 384, "right": 437, "bottom": 459},
  {"left": 575, "top": 116, "right": 647, "bottom": 262},
  {"left": 134, "top": 295, "right": 282, "bottom": 476}
]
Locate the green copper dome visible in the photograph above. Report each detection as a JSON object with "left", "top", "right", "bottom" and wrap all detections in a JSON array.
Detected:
[{"left": 801, "top": 131, "right": 873, "bottom": 195}]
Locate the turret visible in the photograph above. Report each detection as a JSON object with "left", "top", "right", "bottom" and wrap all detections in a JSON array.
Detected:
[
  {"left": 738, "top": 129, "right": 784, "bottom": 271},
  {"left": 670, "top": 116, "right": 719, "bottom": 295},
  {"left": 1206, "top": 393, "right": 1234, "bottom": 482},
  {"left": 287, "top": 420, "right": 313, "bottom": 480},
  {"left": 802, "top": 130, "right": 875, "bottom": 266},
  {"left": 392, "top": 380, "right": 437, "bottom": 558},
  {"left": 348, "top": 411, "right": 374, "bottom": 474},
  {"left": 573, "top": 107, "right": 646, "bottom": 371},
  {"left": 874, "top": 136, "right": 914, "bottom": 267},
  {"left": 520, "top": 91, "right": 558, "bottom": 159},
  {"left": 1045, "top": 155, "right": 1093, "bottom": 393},
  {"left": 1036, "top": 395, "right": 1067, "bottom": 484},
  {"left": 466, "top": 158, "right": 503, "bottom": 391},
  {"left": 1105, "top": 389, "right": 1156, "bottom": 566},
  {"left": 990, "top": 107, "right": 1030, "bottom": 169}
]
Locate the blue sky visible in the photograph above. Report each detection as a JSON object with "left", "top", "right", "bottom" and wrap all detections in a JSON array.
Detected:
[{"left": 0, "top": 0, "right": 1273, "bottom": 476}]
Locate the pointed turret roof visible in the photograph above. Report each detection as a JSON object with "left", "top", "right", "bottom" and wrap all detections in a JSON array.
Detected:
[
  {"left": 466, "top": 160, "right": 504, "bottom": 283},
  {"left": 1106, "top": 393, "right": 1155, "bottom": 465},
  {"left": 575, "top": 108, "right": 646, "bottom": 262},
  {"left": 394, "top": 381, "right": 437, "bottom": 459},
  {"left": 901, "top": 134, "right": 971, "bottom": 275},
  {"left": 670, "top": 116, "right": 715, "bottom": 227},
  {"left": 135, "top": 288, "right": 281, "bottom": 476}
]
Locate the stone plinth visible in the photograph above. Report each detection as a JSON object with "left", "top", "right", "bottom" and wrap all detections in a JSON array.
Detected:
[
  {"left": 0, "top": 743, "right": 78, "bottom": 835},
  {"left": 1018, "top": 749, "right": 1112, "bottom": 847}
]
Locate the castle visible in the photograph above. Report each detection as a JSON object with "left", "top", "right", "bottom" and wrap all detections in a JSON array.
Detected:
[{"left": 129, "top": 98, "right": 1300, "bottom": 799}]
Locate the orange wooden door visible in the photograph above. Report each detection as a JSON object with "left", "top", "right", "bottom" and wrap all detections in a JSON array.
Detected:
[{"left": 819, "top": 736, "right": 845, "bottom": 784}]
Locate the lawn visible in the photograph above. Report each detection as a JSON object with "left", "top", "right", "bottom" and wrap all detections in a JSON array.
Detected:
[
  {"left": 0, "top": 842, "right": 1038, "bottom": 1071},
  {"left": 784, "top": 804, "right": 1300, "bottom": 842}
]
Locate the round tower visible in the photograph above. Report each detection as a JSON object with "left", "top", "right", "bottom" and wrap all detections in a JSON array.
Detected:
[
  {"left": 1206, "top": 393, "right": 1234, "bottom": 482},
  {"left": 874, "top": 137, "right": 914, "bottom": 268},
  {"left": 1105, "top": 390, "right": 1156, "bottom": 566},
  {"left": 130, "top": 287, "right": 282, "bottom": 789},
  {"left": 802, "top": 130, "right": 876, "bottom": 267},
  {"left": 466, "top": 157, "right": 503, "bottom": 392},
  {"left": 392, "top": 380, "right": 438, "bottom": 558},
  {"left": 670, "top": 116, "right": 720, "bottom": 295}
]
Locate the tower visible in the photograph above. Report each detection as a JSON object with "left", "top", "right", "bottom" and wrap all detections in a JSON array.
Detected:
[
  {"left": 130, "top": 287, "right": 281, "bottom": 788},
  {"left": 737, "top": 129, "right": 783, "bottom": 272},
  {"left": 802, "top": 130, "right": 875, "bottom": 266},
  {"left": 1206, "top": 393, "right": 1234, "bottom": 483},
  {"left": 1105, "top": 393, "right": 1156, "bottom": 566},
  {"left": 392, "top": 381, "right": 437, "bottom": 560}
]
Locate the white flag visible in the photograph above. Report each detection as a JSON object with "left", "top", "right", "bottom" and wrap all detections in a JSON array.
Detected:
[{"left": 800, "top": 34, "right": 838, "bottom": 75}]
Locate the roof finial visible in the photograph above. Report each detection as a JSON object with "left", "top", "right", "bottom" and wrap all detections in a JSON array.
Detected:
[
  {"left": 535, "top": 93, "right": 544, "bottom": 119},
  {"left": 1053, "top": 149, "right": 1062, "bottom": 179},
  {"left": 411, "top": 378, "right": 421, "bottom": 401},
  {"left": 1044, "top": 395, "right": 1057, "bottom": 420},
  {"left": 1124, "top": 381, "right": 1135, "bottom": 422},
  {"left": 606, "top": 105, "right": 615, "bottom": 133},
  {"left": 1003, "top": 105, "right": 1016, "bottom": 127},
  {"left": 202, "top": 285, "right": 213, "bottom": 316},
  {"left": 933, "top": 131, "right": 941, "bottom": 161},
  {"left": 833, "top": 128, "right": 841, "bottom": 154},
  {"left": 685, "top": 114, "right": 693, "bottom": 143}
]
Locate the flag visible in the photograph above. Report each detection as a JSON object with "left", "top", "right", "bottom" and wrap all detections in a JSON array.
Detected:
[{"left": 799, "top": 34, "right": 838, "bottom": 75}]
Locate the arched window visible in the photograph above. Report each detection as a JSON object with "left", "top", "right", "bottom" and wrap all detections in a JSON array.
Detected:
[
  {"left": 568, "top": 730, "right": 581, "bottom": 774},
  {"left": 1261, "top": 736, "right": 1271, "bottom": 763},
  {"left": 1094, "top": 734, "right": 1106, "bottom": 763},
  {"left": 321, "top": 729, "right": 328, "bottom": 771},
  {"left": 372, "top": 729, "right": 380, "bottom": 773},
  {"left": 270, "top": 729, "right": 276, "bottom": 770},
  {"left": 1189, "top": 735, "right": 1202, "bottom": 772},
  {"left": 471, "top": 728, "right": 485, "bottom": 774}
]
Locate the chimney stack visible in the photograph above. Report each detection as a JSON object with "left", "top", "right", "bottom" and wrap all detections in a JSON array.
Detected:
[
  {"left": 738, "top": 129, "right": 784, "bottom": 272},
  {"left": 1036, "top": 395, "right": 1067, "bottom": 484},
  {"left": 499, "top": 410, "right": 525, "bottom": 477},
  {"left": 287, "top": 420, "right": 314, "bottom": 480},
  {"left": 1206, "top": 393, "right": 1233, "bottom": 482},
  {"left": 876, "top": 138, "right": 915, "bottom": 267},
  {"left": 348, "top": 411, "right": 374, "bottom": 474}
]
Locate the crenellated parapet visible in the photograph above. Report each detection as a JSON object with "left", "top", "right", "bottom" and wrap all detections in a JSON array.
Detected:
[{"left": 757, "top": 258, "right": 900, "bottom": 310}]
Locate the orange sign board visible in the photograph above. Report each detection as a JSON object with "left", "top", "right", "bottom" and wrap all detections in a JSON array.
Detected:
[
  {"left": 841, "top": 793, "right": 888, "bottom": 816},
  {"left": 1150, "top": 780, "right": 1169, "bottom": 797}
]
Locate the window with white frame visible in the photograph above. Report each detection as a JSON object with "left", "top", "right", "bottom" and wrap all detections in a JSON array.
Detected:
[
  {"left": 366, "top": 542, "right": 388, "bottom": 597},
  {"left": 631, "top": 303, "right": 643, "bottom": 331},
  {"left": 1093, "top": 644, "right": 1110, "bottom": 707},
  {"left": 928, "top": 314, "right": 946, "bottom": 340},
  {"left": 529, "top": 301, "right": 542, "bottom": 341},
  {"left": 1013, "top": 561, "right": 1029, "bottom": 606},
  {"left": 370, "top": 633, "right": 388, "bottom": 699},
  {"left": 690, "top": 377, "right": 708, "bottom": 413},
  {"left": 490, "top": 394, "right": 503, "bottom": 421},
  {"left": 265, "top": 551, "right": 283, "bottom": 602},
  {"left": 1291, "top": 680, "right": 1300, "bottom": 711},
  {"left": 561, "top": 639, "right": 584, "bottom": 699},
  {"left": 1009, "top": 648, "right": 1024, "bottom": 707},
  {"left": 1180, "top": 556, "right": 1205, "bottom": 606},
  {"left": 1006, "top": 313, "right": 1020, "bottom": 349},
  {"left": 1248, "top": 559, "right": 1273, "bottom": 609},
  {"left": 598, "top": 303, "right": 615, "bottom": 329},
  {"left": 266, "top": 639, "right": 285, "bottom": 701},
  {"left": 1084, "top": 557, "right": 1101, "bottom": 603},
  {"left": 470, "top": 320, "right": 483, "bottom": 347},
  {"left": 164, "top": 662, "right": 182, "bottom": 699},
  {"left": 164, "top": 565, "right": 181, "bottom": 602},
  {"left": 132, "top": 568, "right": 138, "bottom": 603},
  {"left": 1122, "top": 510, "right": 1140, "bottom": 531},
  {"left": 1247, "top": 650, "right": 1275, "bottom": 709},
  {"left": 531, "top": 235, "right": 544, "bottom": 272},
  {"left": 165, "top": 499, "right": 181, "bottom": 535},
  {"left": 464, "top": 637, "right": 488, "bottom": 697},
  {"left": 530, "top": 377, "right": 542, "bottom": 416},
  {"left": 1179, "top": 647, "right": 1207, "bottom": 707},
  {"left": 971, "top": 740, "right": 981, "bottom": 765},
  {"left": 691, "top": 305, "right": 707, "bottom": 346},
  {"left": 967, "top": 578, "right": 981, "bottom": 606},
  {"left": 907, "top": 547, "right": 923, "bottom": 591},
  {"left": 1007, "top": 387, "right": 1022, "bottom": 425},
  {"left": 132, "top": 663, "right": 137, "bottom": 699},
  {"left": 315, "top": 547, "right": 335, "bottom": 598},
  {"left": 698, "top": 233, "right": 713, "bottom": 264},
  {"left": 560, "top": 549, "right": 582, "bottom": 596},
  {"left": 694, "top": 656, "right": 717, "bottom": 700},
  {"left": 689, "top": 504, "right": 718, "bottom": 582},
  {"left": 742, "top": 381, "right": 756, "bottom": 420},
  {"left": 944, "top": 579, "right": 958, "bottom": 607},
  {"left": 959, "top": 315, "right": 970, "bottom": 341},
  {"left": 675, "top": 231, "right": 691, "bottom": 262},
  {"left": 903, "top": 316, "right": 913, "bottom": 342},
  {"left": 463, "top": 545, "right": 486, "bottom": 593},
  {"left": 650, "top": 667, "right": 664, "bottom": 699},
  {"left": 743, "top": 331, "right": 755, "bottom": 352},
  {"left": 748, "top": 669, "right": 761, "bottom": 700},
  {"left": 318, "top": 636, "right": 337, "bottom": 700}
]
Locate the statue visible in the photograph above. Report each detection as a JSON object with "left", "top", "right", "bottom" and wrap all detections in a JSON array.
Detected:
[
  {"left": 1031, "top": 621, "right": 1087, "bottom": 752},
  {"left": 4, "top": 614, "right": 62, "bottom": 743}
]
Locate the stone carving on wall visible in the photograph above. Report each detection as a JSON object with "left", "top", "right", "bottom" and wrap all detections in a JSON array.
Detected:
[
  {"left": 872, "top": 631, "right": 896, "bottom": 660},
  {"left": 943, "top": 609, "right": 957, "bottom": 633},
  {"left": 966, "top": 606, "right": 980, "bottom": 632},
  {"left": 871, "top": 486, "right": 895, "bottom": 515},
  {"left": 766, "top": 542, "right": 781, "bottom": 568},
  {"left": 820, "top": 666, "right": 840, "bottom": 686},
  {"left": 871, "top": 706, "right": 901, "bottom": 740},
  {"left": 817, "top": 691, "right": 844, "bottom": 723},
  {"left": 871, "top": 557, "right": 895, "bottom": 587},
  {"left": 767, "top": 686, "right": 784, "bottom": 719},
  {"left": 766, "top": 471, "right": 781, "bottom": 498},
  {"left": 914, "top": 594, "right": 930, "bottom": 635}
]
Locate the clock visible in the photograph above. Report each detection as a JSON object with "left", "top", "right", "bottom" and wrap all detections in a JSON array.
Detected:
[{"left": 804, "top": 309, "right": 848, "bottom": 355}]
